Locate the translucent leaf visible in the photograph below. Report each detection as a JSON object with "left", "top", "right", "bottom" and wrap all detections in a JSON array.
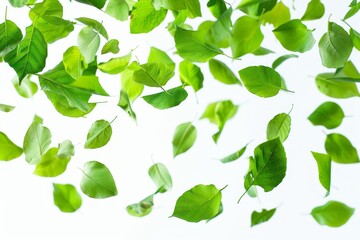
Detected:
[
  {"left": 53, "top": 183, "right": 82, "bottom": 213},
  {"left": 148, "top": 163, "right": 173, "bottom": 193},
  {"left": 220, "top": 144, "right": 247, "bottom": 163},
  {"left": 179, "top": 60, "right": 204, "bottom": 92},
  {"left": 34, "top": 148, "right": 71, "bottom": 177},
  {"left": 105, "top": 0, "right": 129, "bottom": 21},
  {"left": 311, "top": 152, "right": 331, "bottom": 195},
  {"left": 0, "top": 20, "right": 23, "bottom": 57},
  {"left": 209, "top": 59, "right": 241, "bottom": 85},
  {"left": 301, "top": 0, "right": 325, "bottom": 21},
  {"left": 77, "top": 26, "right": 100, "bottom": 63},
  {"left": 262, "top": 1, "right": 291, "bottom": 28},
  {"left": 101, "top": 39, "right": 120, "bottom": 54},
  {"left": 76, "top": 17, "right": 109, "bottom": 40},
  {"left": 126, "top": 194, "right": 154, "bottom": 217},
  {"left": 9, "top": 0, "right": 29, "bottom": 7},
  {"left": 143, "top": 86, "right": 188, "bottom": 110},
  {"left": 84, "top": 119, "right": 114, "bottom": 149},
  {"left": 308, "top": 102, "right": 345, "bottom": 129},
  {"left": 98, "top": 53, "right": 131, "bottom": 74},
  {"left": 171, "top": 184, "right": 223, "bottom": 222},
  {"left": 0, "top": 104, "right": 15, "bottom": 113},
  {"left": 133, "top": 62, "right": 174, "bottom": 87},
  {"left": 80, "top": 161, "right": 118, "bottom": 199},
  {"left": 0, "top": 132, "right": 23, "bottom": 161},
  {"left": 325, "top": 133, "right": 359, "bottom": 164},
  {"left": 121, "top": 67, "right": 144, "bottom": 102},
  {"left": 172, "top": 122, "right": 197, "bottom": 157},
  {"left": 63, "top": 46, "right": 87, "bottom": 79},
  {"left": 311, "top": 201, "right": 355, "bottom": 227},
  {"left": 251, "top": 208, "right": 277, "bottom": 227},
  {"left": 57, "top": 140, "right": 75, "bottom": 159},
  {"left": 266, "top": 113, "right": 291, "bottom": 142},
  {"left": 315, "top": 73, "right": 360, "bottom": 98},
  {"left": 118, "top": 90, "right": 137, "bottom": 121}
]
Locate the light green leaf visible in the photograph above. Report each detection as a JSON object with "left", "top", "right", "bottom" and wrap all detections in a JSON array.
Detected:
[
  {"left": 0, "top": 20, "right": 23, "bottom": 57},
  {"left": 63, "top": 46, "right": 87, "bottom": 79},
  {"left": 231, "top": 16, "right": 263, "bottom": 58},
  {"left": 0, "top": 132, "right": 23, "bottom": 161},
  {"left": 311, "top": 201, "right": 355, "bottom": 227},
  {"left": 148, "top": 47, "right": 175, "bottom": 71},
  {"left": 308, "top": 102, "right": 344, "bottom": 129},
  {"left": 207, "top": 0, "right": 227, "bottom": 19},
  {"left": 76, "top": 17, "right": 109, "bottom": 40},
  {"left": 53, "top": 183, "right": 82, "bottom": 213},
  {"left": 29, "top": 0, "right": 62, "bottom": 20},
  {"left": 209, "top": 59, "right": 241, "bottom": 85},
  {"left": 84, "top": 119, "right": 113, "bottom": 149},
  {"left": 121, "top": 67, "right": 144, "bottom": 102},
  {"left": 9, "top": 0, "right": 29, "bottom": 7},
  {"left": 133, "top": 62, "right": 174, "bottom": 87},
  {"left": 101, "top": 39, "right": 120, "bottom": 54},
  {"left": 272, "top": 54, "right": 298, "bottom": 69},
  {"left": 130, "top": 0, "right": 167, "bottom": 34},
  {"left": 57, "top": 140, "right": 75, "bottom": 159},
  {"left": 237, "top": 0, "right": 277, "bottom": 16},
  {"left": 179, "top": 60, "right": 204, "bottom": 92},
  {"left": 220, "top": 144, "right": 247, "bottom": 164},
  {"left": 106, "top": 0, "right": 129, "bottom": 21},
  {"left": 34, "top": 147, "right": 71, "bottom": 177},
  {"left": 206, "top": 7, "right": 232, "bottom": 48},
  {"left": 344, "top": 1, "right": 360, "bottom": 20},
  {"left": 77, "top": 26, "right": 100, "bottom": 64},
  {"left": 174, "top": 27, "right": 223, "bottom": 62},
  {"left": 251, "top": 208, "right": 277, "bottom": 227},
  {"left": 201, "top": 100, "right": 238, "bottom": 143},
  {"left": 266, "top": 113, "right": 291, "bottom": 142},
  {"left": 98, "top": 53, "right": 131, "bottom": 74},
  {"left": 239, "top": 66, "right": 282, "bottom": 98},
  {"left": 80, "top": 161, "right": 118, "bottom": 199},
  {"left": 118, "top": 90, "right": 137, "bottom": 121},
  {"left": 315, "top": 73, "right": 360, "bottom": 98},
  {"left": 273, "top": 19, "right": 315, "bottom": 53},
  {"left": 23, "top": 120, "right": 51, "bottom": 165},
  {"left": 74, "top": 0, "right": 106, "bottom": 9},
  {"left": 350, "top": 28, "right": 360, "bottom": 51},
  {"left": 311, "top": 152, "right": 331, "bottom": 195},
  {"left": 4, "top": 25, "right": 47, "bottom": 82},
  {"left": 333, "top": 60, "right": 360, "bottom": 82},
  {"left": 262, "top": 1, "right": 291, "bottom": 28},
  {"left": 126, "top": 194, "right": 154, "bottom": 217},
  {"left": 12, "top": 75, "right": 38, "bottom": 98},
  {"left": 325, "top": 133, "right": 359, "bottom": 164},
  {"left": 148, "top": 163, "right": 173, "bottom": 193},
  {"left": 143, "top": 86, "right": 188, "bottom": 109},
  {"left": 172, "top": 122, "right": 197, "bottom": 157},
  {"left": 206, "top": 201, "right": 223, "bottom": 223},
  {"left": 252, "top": 47, "right": 274, "bottom": 56},
  {"left": 301, "top": 0, "right": 325, "bottom": 21},
  {"left": 319, "top": 22, "right": 353, "bottom": 68},
  {"left": 0, "top": 104, "right": 15, "bottom": 112},
  {"left": 171, "top": 184, "right": 223, "bottom": 222}
]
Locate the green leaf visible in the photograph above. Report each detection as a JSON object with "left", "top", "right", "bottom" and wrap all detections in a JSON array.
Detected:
[
  {"left": 57, "top": 140, "right": 75, "bottom": 159},
  {"left": 308, "top": 102, "right": 345, "bottom": 129},
  {"left": 174, "top": 27, "right": 223, "bottom": 62},
  {"left": 12, "top": 75, "right": 38, "bottom": 98},
  {"left": 266, "top": 113, "right": 291, "bottom": 142},
  {"left": 311, "top": 201, "right": 355, "bottom": 227},
  {"left": 130, "top": 0, "right": 167, "bottom": 34},
  {"left": 206, "top": 201, "right": 223, "bottom": 222},
  {"left": 23, "top": 120, "right": 51, "bottom": 165},
  {"left": 80, "top": 161, "right": 118, "bottom": 199},
  {"left": 201, "top": 100, "right": 238, "bottom": 143},
  {"left": 319, "top": 22, "right": 353, "bottom": 68},
  {"left": 63, "top": 46, "right": 87, "bottom": 79},
  {"left": 171, "top": 184, "right": 223, "bottom": 222},
  {"left": 148, "top": 47, "right": 175, "bottom": 72},
  {"left": 251, "top": 208, "right": 277, "bottom": 227},
  {"left": 0, "top": 20, "right": 23, "bottom": 57},
  {"left": 133, "top": 62, "right": 174, "bottom": 87},
  {"left": 53, "top": 183, "right": 82, "bottom": 213},
  {"left": 272, "top": 54, "right": 298, "bottom": 69},
  {"left": 118, "top": 90, "right": 137, "bottom": 121},
  {"left": 237, "top": 0, "right": 277, "bottom": 16},
  {"left": 74, "top": 0, "right": 106, "bottom": 9},
  {"left": 179, "top": 60, "right": 204, "bottom": 92},
  {"left": 4, "top": 25, "right": 47, "bottom": 82},
  {"left": 9, "top": 0, "right": 29, "bottom": 7},
  {"left": 77, "top": 26, "right": 100, "bottom": 63},
  {"left": 0, "top": 132, "right": 23, "bottom": 161},
  {"left": 148, "top": 163, "right": 173, "bottom": 193},
  {"left": 29, "top": 0, "right": 62, "bottom": 20},
  {"left": 0, "top": 104, "right": 15, "bottom": 112},
  {"left": 350, "top": 28, "right": 360, "bottom": 51},
  {"left": 75, "top": 17, "right": 109, "bottom": 40},
  {"left": 98, "top": 53, "right": 131, "bottom": 74},
  {"left": 301, "top": 0, "right": 325, "bottom": 21},
  {"left": 311, "top": 152, "right": 331, "bottom": 195},
  {"left": 84, "top": 119, "right": 113, "bottom": 149},
  {"left": 106, "top": 0, "right": 129, "bottom": 21},
  {"left": 262, "top": 1, "right": 291, "bottom": 28},
  {"left": 126, "top": 194, "right": 154, "bottom": 217},
  {"left": 220, "top": 144, "right": 247, "bottom": 164},
  {"left": 209, "top": 59, "right": 241, "bottom": 85},
  {"left": 121, "top": 67, "right": 144, "bottom": 102},
  {"left": 333, "top": 60, "right": 360, "bottom": 82},
  {"left": 34, "top": 147, "right": 71, "bottom": 177},
  {"left": 172, "top": 122, "right": 197, "bottom": 157},
  {"left": 101, "top": 39, "right": 120, "bottom": 54},
  {"left": 205, "top": 7, "right": 232, "bottom": 48},
  {"left": 252, "top": 47, "right": 274, "bottom": 56},
  {"left": 344, "top": 1, "right": 360, "bottom": 20},
  {"left": 273, "top": 19, "right": 315, "bottom": 53},
  {"left": 239, "top": 66, "right": 282, "bottom": 98},
  {"left": 207, "top": 0, "right": 227, "bottom": 19},
  {"left": 231, "top": 16, "right": 264, "bottom": 58},
  {"left": 325, "top": 133, "right": 359, "bottom": 164},
  {"left": 315, "top": 73, "right": 360, "bottom": 98},
  {"left": 143, "top": 86, "right": 188, "bottom": 109}
]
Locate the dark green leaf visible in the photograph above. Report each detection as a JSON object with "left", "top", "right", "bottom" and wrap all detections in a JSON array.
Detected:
[
  {"left": 0, "top": 20, "right": 23, "bottom": 57},
  {"left": 80, "top": 161, "right": 118, "bottom": 199},
  {"left": 308, "top": 102, "right": 345, "bottom": 129},
  {"left": 315, "top": 73, "right": 360, "bottom": 98},
  {"left": 179, "top": 60, "right": 204, "bottom": 92},
  {"left": 311, "top": 201, "right": 355, "bottom": 227},
  {"left": 172, "top": 122, "right": 197, "bottom": 157},
  {"left": 209, "top": 59, "right": 241, "bottom": 85},
  {"left": 84, "top": 119, "right": 113, "bottom": 149},
  {"left": 171, "top": 184, "right": 222, "bottom": 222},
  {"left": 251, "top": 208, "right": 277, "bottom": 227},
  {"left": 105, "top": 0, "right": 129, "bottom": 21},
  {"left": 53, "top": 183, "right": 82, "bottom": 213},
  {"left": 220, "top": 144, "right": 247, "bottom": 163},
  {"left": 143, "top": 86, "right": 188, "bottom": 109},
  {"left": 301, "top": 0, "right": 325, "bottom": 21},
  {"left": 34, "top": 147, "right": 71, "bottom": 177},
  {"left": 272, "top": 54, "right": 298, "bottom": 69},
  {"left": 325, "top": 133, "right": 359, "bottom": 164},
  {"left": 311, "top": 152, "right": 331, "bottom": 195},
  {"left": 76, "top": 17, "right": 109, "bottom": 40},
  {"left": 266, "top": 113, "right": 291, "bottom": 142},
  {"left": 148, "top": 163, "right": 172, "bottom": 193},
  {"left": 262, "top": 1, "right": 291, "bottom": 27},
  {"left": 126, "top": 194, "right": 154, "bottom": 217},
  {"left": 0, "top": 132, "right": 23, "bottom": 161},
  {"left": 101, "top": 39, "right": 120, "bottom": 54},
  {"left": 0, "top": 104, "right": 15, "bottom": 113}
]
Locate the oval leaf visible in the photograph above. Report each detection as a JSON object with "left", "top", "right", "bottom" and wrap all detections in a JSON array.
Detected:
[
  {"left": 148, "top": 163, "right": 173, "bottom": 193},
  {"left": 53, "top": 183, "right": 82, "bottom": 213},
  {"left": 143, "top": 87, "right": 188, "bottom": 110},
  {"left": 308, "top": 102, "right": 345, "bottom": 129},
  {"left": 325, "top": 133, "right": 360, "bottom": 164},
  {"left": 172, "top": 122, "right": 197, "bottom": 157},
  {"left": 315, "top": 73, "right": 360, "bottom": 98},
  {"left": 301, "top": 0, "right": 325, "bottom": 21},
  {"left": 34, "top": 148, "right": 71, "bottom": 177},
  {"left": 0, "top": 132, "right": 23, "bottom": 161},
  {"left": 84, "top": 119, "right": 113, "bottom": 149},
  {"left": 311, "top": 201, "right": 355, "bottom": 227},
  {"left": 251, "top": 208, "right": 277, "bottom": 227},
  {"left": 266, "top": 113, "right": 291, "bottom": 142},
  {"left": 209, "top": 59, "right": 241, "bottom": 85}
]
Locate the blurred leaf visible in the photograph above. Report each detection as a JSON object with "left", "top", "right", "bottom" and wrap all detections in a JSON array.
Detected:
[
  {"left": 220, "top": 144, "right": 247, "bottom": 163},
  {"left": 0, "top": 132, "right": 23, "bottom": 161},
  {"left": 207, "top": 0, "right": 227, "bottom": 19},
  {"left": 53, "top": 183, "right": 82, "bottom": 213},
  {"left": 105, "top": 0, "right": 129, "bottom": 21},
  {"left": 76, "top": 17, "right": 109, "bottom": 40},
  {"left": 237, "top": 0, "right": 277, "bottom": 16},
  {"left": 325, "top": 133, "right": 359, "bottom": 164},
  {"left": 101, "top": 39, "right": 120, "bottom": 54},
  {"left": 311, "top": 152, "right": 331, "bottom": 195},
  {"left": 262, "top": 1, "right": 290, "bottom": 27},
  {"left": 63, "top": 46, "right": 87, "bottom": 79},
  {"left": 179, "top": 60, "right": 204, "bottom": 92},
  {"left": 0, "top": 104, "right": 15, "bottom": 113},
  {"left": 57, "top": 140, "right": 75, "bottom": 159},
  {"left": 251, "top": 208, "right": 277, "bottom": 227},
  {"left": 74, "top": 0, "right": 106, "bottom": 9},
  {"left": 315, "top": 73, "right": 360, "bottom": 98},
  {"left": 118, "top": 90, "right": 137, "bottom": 121},
  {"left": 126, "top": 194, "right": 154, "bottom": 217},
  {"left": 172, "top": 122, "right": 197, "bottom": 157},
  {"left": 98, "top": 53, "right": 131, "bottom": 74},
  {"left": 148, "top": 163, "right": 172, "bottom": 193},
  {"left": 301, "top": 0, "right": 325, "bottom": 21},
  {"left": 308, "top": 102, "right": 344, "bottom": 129},
  {"left": 272, "top": 54, "right": 298, "bottom": 69},
  {"left": 311, "top": 201, "right": 355, "bottom": 227}
]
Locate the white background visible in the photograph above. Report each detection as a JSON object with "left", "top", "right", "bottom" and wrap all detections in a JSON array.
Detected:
[{"left": 0, "top": 0, "right": 359, "bottom": 239}]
